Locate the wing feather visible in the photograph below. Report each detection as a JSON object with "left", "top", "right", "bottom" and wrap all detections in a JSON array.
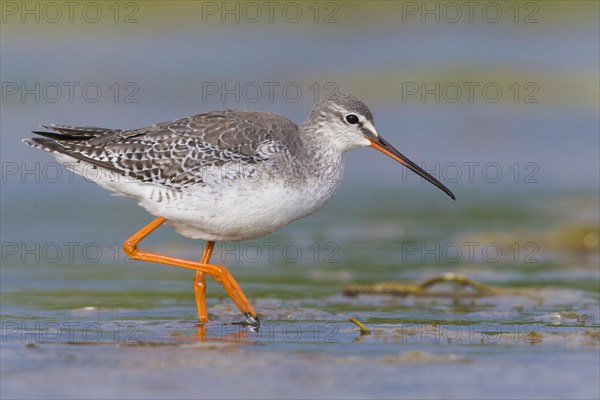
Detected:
[{"left": 25, "top": 110, "right": 299, "bottom": 190}]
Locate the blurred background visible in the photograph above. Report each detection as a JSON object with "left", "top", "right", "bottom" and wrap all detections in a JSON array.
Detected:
[{"left": 1, "top": 1, "right": 599, "bottom": 399}]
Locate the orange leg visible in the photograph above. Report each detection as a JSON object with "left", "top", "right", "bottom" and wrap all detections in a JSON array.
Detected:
[
  {"left": 122, "top": 217, "right": 258, "bottom": 326},
  {"left": 193, "top": 241, "right": 214, "bottom": 324}
]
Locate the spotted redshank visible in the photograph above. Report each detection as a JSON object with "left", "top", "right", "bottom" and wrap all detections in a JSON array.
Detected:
[{"left": 24, "top": 92, "right": 455, "bottom": 326}]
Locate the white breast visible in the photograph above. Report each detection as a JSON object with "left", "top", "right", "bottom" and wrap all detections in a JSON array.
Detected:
[
  {"left": 144, "top": 167, "right": 344, "bottom": 241},
  {"left": 54, "top": 151, "right": 345, "bottom": 241}
]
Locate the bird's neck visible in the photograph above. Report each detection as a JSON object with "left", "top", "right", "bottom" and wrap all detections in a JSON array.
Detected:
[
  {"left": 296, "top": 121, "right": 346, "bottom": 183},
  {"left": 298, "top": 122, "right": 345, "bottom": 160}
]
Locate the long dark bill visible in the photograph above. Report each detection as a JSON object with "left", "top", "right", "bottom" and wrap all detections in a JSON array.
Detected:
[{"left": 369, "top": 136, "right": 456, "bottom": 200}]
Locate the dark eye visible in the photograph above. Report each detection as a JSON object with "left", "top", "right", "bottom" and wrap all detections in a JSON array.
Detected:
[{"left": 345, "top": 114, "right": 359, "bottom": 124}]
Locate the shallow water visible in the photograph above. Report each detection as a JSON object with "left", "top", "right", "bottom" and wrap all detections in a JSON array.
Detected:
[
  {"left": 1, "top": 0, "right": 599, "bottom": 397},
  {"left": 1, "top": 187, "right": 599, "bottom": 399}
]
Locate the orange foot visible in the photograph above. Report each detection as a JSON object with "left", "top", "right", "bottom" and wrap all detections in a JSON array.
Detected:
[{"left": 122, "top": 217, "right": 258, "bottom": 326}]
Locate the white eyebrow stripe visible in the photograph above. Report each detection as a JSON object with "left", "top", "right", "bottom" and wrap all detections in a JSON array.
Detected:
[{"left": 362, "top": 120, "right": 378, "bottom": 137}]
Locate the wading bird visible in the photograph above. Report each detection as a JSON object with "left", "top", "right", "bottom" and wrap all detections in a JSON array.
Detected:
[{"left": 24, "top": 92, "right": 455, "bottom": 326}]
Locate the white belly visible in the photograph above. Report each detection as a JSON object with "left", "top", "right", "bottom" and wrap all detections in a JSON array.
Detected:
[
  {"left": 145, "top": 177, "right": 341, "bottom": 241},
  {"left": 57, "top": 153, "right": 343, "bottom": 241}
]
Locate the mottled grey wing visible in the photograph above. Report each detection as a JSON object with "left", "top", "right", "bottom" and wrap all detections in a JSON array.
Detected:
[{"left": 27, "top": 111, "right": 299, "bottom": 189}]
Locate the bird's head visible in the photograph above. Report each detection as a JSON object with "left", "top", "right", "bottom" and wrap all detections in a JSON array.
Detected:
[{"left": 307, "top": 92, "right": 455, "bottom": 200}]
